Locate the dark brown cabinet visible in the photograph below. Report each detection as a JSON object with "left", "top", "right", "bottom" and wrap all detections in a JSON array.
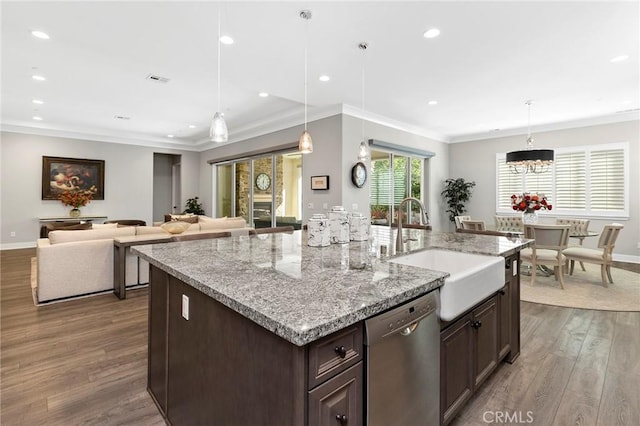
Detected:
[
  {"left": 308, "top": 363, "right": 363, "bottom": 426},
  {"left": 440, "top": 296, "right": 498, "bottom": 425},
  {"left": 147, "top": 265, "right": 363, "bottom": 426},
  {"left": 440, "top": 253, "right": 521, "bottom": 425}
]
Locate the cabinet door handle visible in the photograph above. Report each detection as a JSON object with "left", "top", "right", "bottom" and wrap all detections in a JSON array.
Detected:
[
  {"left": 498, "top": 289, "right": 506, "bottom": 295},
  {"left": 471, "top": 320, "right": 482, "bottom": 329},
  {"left": 334, "top": 345, "right": 347, "bottom": 358},
  {"left": 336, "top": 414, "right": 348, "bottom": 425}
]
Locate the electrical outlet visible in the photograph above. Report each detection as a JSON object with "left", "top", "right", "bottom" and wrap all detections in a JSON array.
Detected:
[
  {"left": 10, "top": 231, "right": 16, "bottom": 237},
  {"left": 307, "top": 202, "right": 314, "bottom": 209},
  {"left": 352, "top": 203, "right": 358, "bottom": 211},
  {"left": 182, "top": 294, "right": 189, "bottom": 320},
  {"left": 322, "top": 203, "right": 328, "bottom": 210},
  {"left": 637, "top": 242, "right": 640, "bottom": 249}
]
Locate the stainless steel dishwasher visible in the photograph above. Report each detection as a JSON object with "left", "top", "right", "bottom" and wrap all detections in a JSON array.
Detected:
[{"left": 365, "top": 290, "right": 440, "bottom": 426}]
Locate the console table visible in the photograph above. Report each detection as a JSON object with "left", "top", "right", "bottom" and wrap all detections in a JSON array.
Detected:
[
  {"left": 38, "top": 215, "right": 108, "bottom": 223},
  {"left": 113, "top": 235, "right": 172, "bottom": 299}
]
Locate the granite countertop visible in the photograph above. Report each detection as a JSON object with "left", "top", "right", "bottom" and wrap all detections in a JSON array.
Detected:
[{"left": 133, "top": 227, "right": 531, "bottom": 346}]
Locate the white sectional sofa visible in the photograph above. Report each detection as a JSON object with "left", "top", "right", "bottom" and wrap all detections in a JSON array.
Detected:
[{"left": 34, "top": 217, "right": 250, "bottom": 303}]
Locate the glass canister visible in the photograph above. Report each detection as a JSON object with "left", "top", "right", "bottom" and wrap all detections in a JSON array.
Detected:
[
  {"left": 348, "top": 212, "right": 370, "bottom": 241},
  {"left": 307, "top": 214, "right": 330, "bottom": 247},
  {"left": 328, "top": 206, "right": 350, "bottom": 244}
]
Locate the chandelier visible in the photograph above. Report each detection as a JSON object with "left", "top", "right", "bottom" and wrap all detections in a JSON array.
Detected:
[{"left": 506, "top": 100, "right": 553, "bottom": 174}]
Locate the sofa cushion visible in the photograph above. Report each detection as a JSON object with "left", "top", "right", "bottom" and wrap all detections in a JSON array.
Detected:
[
  {"left": 199, "top": 217, "right": 246, "bottom": 231},
  {"left": 42, "top": 222, "right": 92, "bottom": 237},
  {"left": 136, "top": 226, "right": 169, "bottom": 236},
  {"left": 92, "top": 223, "right": 119, "bottom": 229},
  {"left": 48, "top": 227, "right": 135, "bottom": 245}
]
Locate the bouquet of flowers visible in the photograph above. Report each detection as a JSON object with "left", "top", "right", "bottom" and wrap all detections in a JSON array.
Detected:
[
  {"left": 511, "top": 193, "right": 552, "bottom": 212},
  {"left": 59, "top": 186, "right": 97, "bottom": 208}
]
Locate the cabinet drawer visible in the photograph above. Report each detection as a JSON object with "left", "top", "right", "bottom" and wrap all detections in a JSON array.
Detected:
[{"left": 308, "top": 324, "right": 363, "bottom": 389}]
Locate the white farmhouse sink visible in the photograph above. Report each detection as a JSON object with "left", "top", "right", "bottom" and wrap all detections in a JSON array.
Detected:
[{"left": 390, "top": 249, "right": 504, "bottom": 321}]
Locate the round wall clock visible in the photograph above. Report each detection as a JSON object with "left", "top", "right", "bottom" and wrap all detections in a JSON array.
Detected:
[
  {"left": 351, "top": 162, "right": 367, "bottom": 188},
  {"left": 255, "top": 173, "right": 271, "bottom": 191}
]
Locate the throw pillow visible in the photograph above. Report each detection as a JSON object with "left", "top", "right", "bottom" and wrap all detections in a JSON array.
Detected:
[{"left": 160, "top": 221, "right": 192, "bottom": 234}]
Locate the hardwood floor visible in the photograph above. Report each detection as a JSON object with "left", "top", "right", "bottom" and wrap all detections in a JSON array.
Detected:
[{"left": 2, "top": 249, "right": 638, "bottom": 425}]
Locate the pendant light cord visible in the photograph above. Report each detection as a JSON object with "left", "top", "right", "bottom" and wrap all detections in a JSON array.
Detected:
[
  {"left": 217, "top": 7, "right": 222, "bottom": 113},
  {"left": 361, "top": 45, "right": 366, "bottom": 141},
  {"left": 304, "top": 20, "right": 308, "bottom": 131}
]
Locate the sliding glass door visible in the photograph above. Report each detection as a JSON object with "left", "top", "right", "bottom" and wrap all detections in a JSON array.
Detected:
[
  {"left": 214, "top": 152, "right": 302, "bottom": 229},
  {"left": 370, "top": 150, "right": 424, "bottom": 226}
]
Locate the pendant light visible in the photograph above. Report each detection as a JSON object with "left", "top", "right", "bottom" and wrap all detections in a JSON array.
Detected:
[
  {"left": 357, "top": 42, "right": 371, "bottom": 162},
  {"left": 298, "top": 10, "right": 313, "bottom": 154},
  {"left": 506, "top": 100, "right": 553, "bottom": 174},
  {"left": 210, "top": 6, "right": 228, "bottom": 143}
]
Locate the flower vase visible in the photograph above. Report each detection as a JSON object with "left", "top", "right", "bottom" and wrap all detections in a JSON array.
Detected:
[
  {"left": 69, "top": 208, "right": 81, "bottom": 218},
  {"left": 522, "top": 209, "right": 538, "bottom": 225}
]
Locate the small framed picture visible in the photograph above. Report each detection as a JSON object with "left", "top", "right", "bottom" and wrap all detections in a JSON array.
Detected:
[{"left": 311, "top": 175, "right": 329, "bottom": 190}]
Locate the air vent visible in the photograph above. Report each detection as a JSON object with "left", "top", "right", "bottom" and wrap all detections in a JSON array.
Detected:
[
  {"left": 114, "top": 115, "right": 131, "bottom": 120},
  {"left": 146, "top": 74, "right": 170, "bottom": 83}
]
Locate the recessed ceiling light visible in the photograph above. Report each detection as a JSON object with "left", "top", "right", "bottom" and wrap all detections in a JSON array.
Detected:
[
  {"left": 31, "top": 30, "right": 50, "bottom": 40},
  {"left": 220, "top": 35, "right": 234, "bottom": 45},
  {"left": 188, "top": 124, "right": 196, "bottom": 129},
  {"left": 610, "top": 55, "right": 629, "bottom": 63},
  {"left": 33, "top": 116, "right": 43, "bottom": 121},
  {"left": 423, "top": 28, "right": 441, "bottom": 39},
  {"left": 319, "top": 75, "right": 330, "bottom": 82},
  {"left": 32, "top": 99, "right": 44, "bottom": 104},
  {"left": 428, "top": 100, "right": 438, "bottom": 105},
  {"left": 258, "top": 92, "right": 269, "bottom": 98},
  {"left": 32, "top": 75, "right": 46, "bottom": 81},
  {"left": 167, "top": 134, "right": 175, "bottom": 138}
]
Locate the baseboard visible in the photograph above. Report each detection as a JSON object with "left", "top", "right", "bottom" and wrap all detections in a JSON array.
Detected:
[
  {"left": 613, "top": 253, "right": 640, "bottom": 264},
  {"left": 1, "top": 241, "right": 37, "bottom": 250}
]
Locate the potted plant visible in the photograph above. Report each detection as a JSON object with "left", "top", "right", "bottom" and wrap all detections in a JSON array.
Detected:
[
  {"left": 441, "top": 178, "right": 476, "bottom": 223},
  {"left": 184, "top": 196, "right": 205, "bottom": 215}
]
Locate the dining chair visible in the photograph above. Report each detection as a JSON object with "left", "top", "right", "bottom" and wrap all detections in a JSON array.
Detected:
[
  {"left": 562, "top": 223, "right": 624, "bottom": 287},
  {"left": 461, "top": 220, "right": 486, "bottom": 231},
  {"left": 494, "top": 216, "right": 523, "bottom": 233},
  {"left": 520, "top": 224, "right": 570, "bottom": 289},
  {"left": 556, "top": 218, "right": 590, "bottom": 271},
  {"left": 454, "top": 215, "right": 471, "bottom": 230}
]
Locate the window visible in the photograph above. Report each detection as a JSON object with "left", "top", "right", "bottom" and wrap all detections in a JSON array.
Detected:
[
  {"left": 370, "top": 150, "right": 424, "bottom": 225},
  {"left": 496, "top": 142, "right": 628, "bottom": 217}
]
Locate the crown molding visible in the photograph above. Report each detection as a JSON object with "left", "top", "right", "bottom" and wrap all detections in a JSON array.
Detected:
[
  {"left": 0, "top": 123, "right": 201, "bottom": 152},
  {"left": 449, "top": 110, "right": 640, "bottom": 143},
  {"left": 341, "top": 105, "right": 449, "bottom": 143}
]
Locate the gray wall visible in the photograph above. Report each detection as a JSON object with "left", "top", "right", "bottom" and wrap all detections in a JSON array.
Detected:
[
  {"left": 341, "top": 115, "right": 451, "bottom": 232},
  {"left": 199, "top": 115, "right": 343, "bottom": 222},
  {"left": 0, "top": 131, "right": 200, "bottom": 249},
  {"left": 449, "top": 120, "right": 639, "bottom": 260}
]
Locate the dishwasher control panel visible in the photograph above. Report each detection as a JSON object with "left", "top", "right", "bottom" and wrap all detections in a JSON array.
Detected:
[{"left": 365, "top": 290, "right": 439, "bottom": 345}]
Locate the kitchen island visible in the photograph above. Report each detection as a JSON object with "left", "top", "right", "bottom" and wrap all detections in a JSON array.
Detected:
[{"left": 133, "top": 227, "right": 531, "bottom": 425}]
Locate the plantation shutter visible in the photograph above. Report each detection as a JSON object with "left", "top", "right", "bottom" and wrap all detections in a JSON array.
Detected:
[
  {"left": 370, "top": 160, "right": 392, "bottom": 206},
  {"left": 590, "top": 148, "right": 625, "bottom": 211},
  {"left": 555, "top": 151, "right": 586, "bottom": 209},
  {"left": 524, "top": 167, "right": 553, "bottom": 203},
  {"left": 497, "top": 158, "right": 523, "bottom": 209}
]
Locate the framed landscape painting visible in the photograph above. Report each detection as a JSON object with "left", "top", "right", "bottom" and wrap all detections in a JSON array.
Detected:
[{"left": 42, "top": 156, "right": 105, "bottom": 200}]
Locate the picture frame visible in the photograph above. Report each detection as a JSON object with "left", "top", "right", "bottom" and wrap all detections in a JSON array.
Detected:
[
  {"left": 310, "top": 175, "right": 329, "bottom": 190},
  {"left": 42, "top": 156, "right": 105, "bottom": 200}
]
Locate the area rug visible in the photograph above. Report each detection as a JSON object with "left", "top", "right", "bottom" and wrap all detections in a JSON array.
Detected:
[{"left": 520, "top": 263, "right": 640, "bottom": 311}]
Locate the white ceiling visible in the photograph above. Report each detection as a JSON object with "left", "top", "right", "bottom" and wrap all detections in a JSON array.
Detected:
[{"left": 2, "top": 1, "right": 638, "bottom": 151}]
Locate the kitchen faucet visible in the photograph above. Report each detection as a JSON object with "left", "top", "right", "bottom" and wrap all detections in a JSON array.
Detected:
[{"left": 396, "top": 197, "right": 429, "bottom": 252}]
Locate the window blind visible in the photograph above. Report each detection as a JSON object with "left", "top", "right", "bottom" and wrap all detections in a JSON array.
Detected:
[
  {"left": 590, "top": 148, "right": 625, "bottom": 211},
  {"left": 555, "top": 152, "right": 586, "bottom": 209}
]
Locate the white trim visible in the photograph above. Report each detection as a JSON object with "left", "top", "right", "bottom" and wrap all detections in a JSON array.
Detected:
[
  {"left": 1, "top": 241, "right": 36, "bottom": 250},
  {"left": 1, "top": 124, "right": 201, "bottom": 152},
  {"left": 451, "top": 111, "right": 640, "bottom": 143},
  {"left": 613, "top": 253, "right": 640, "bottom": 264}
]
